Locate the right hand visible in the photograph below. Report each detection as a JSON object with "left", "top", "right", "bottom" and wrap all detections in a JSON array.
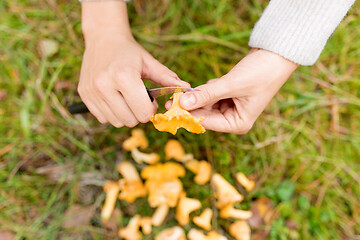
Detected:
[{"left": 78, "top": 33, "right": 189, "bottom": 128}]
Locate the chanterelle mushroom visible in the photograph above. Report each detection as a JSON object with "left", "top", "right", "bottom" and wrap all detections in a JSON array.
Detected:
[
  {"left": 176, "top": 195, "right": 202, "bottom": 226},
  {"left": 101, "top": 181, "right": 120, "bottom": 221},
  {"left": 229, "top": 221, "right": 251, "bottom": 240},
  {"left": 123, "top": 128, "right": 148, "bottom": 151},
  {"left": 151, "top": 204, "right": 169, "bottom": 227},
  {"left": 131, "top": 148, "right": 160, "bottom": 165},
  {"left": 212, "top": 173, "right": 243, "bottom": 209},
  {"left": 118, "top": 215, "right": 142, "bottom": 240},
  {"left": 185, "top": 159, "right": 212, "bottom": 185},
  {"left": 117, "top": 161, "right": 146, "bottom": 203},
  {"left": 142, "top": 163, "right": 185, "bottom": 208},
  {"left": 193, "top": 208, "right": 213, "bottom": 231},
  {"left": 155, "top": 226, "right": 186, "bottom": 240},
  {"left": 235, "top": 172, "right": 255, "bottom": 192},
  {"left": 164, "top": 139, "right": 194, "bottom": 162},
  {"left": 118, "top": 179, "right": 147, "bottom": 203},
  {"left": 219, "top": 204, "right": 252, "bottom": 220},
  {"left": 140, "top": 217, "right": 152, "bottom": 235},
  {"left": 188, "top": 229, "right": 228, "bottom": 240},
  {"left": 150, "top": 91, "right": 206, "bottom": 135}
]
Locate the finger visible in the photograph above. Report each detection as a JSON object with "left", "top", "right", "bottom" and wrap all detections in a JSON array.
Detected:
[
  {"left": 94, "top": 95, "right": 126, "bottom": 128},
  {"left": 180, "top": 78, "right": 230, "bottom": 111},
  {"left": 165, "top": 100, "right": 172, "bottom": 110},
  {"left": 114, "top": 69, "right": 156, "bottom": 123},
  {"left": 102, "top": 90, "right": 139, "bottom": 127},
  {"left": 142, "top": 54, "right": 190, "bottom": 87},
  {"left": 82, "top": 99, "right": 107, "bottom": 124},
  {"left": 190, "top": 108, "right": 252, "bottom": 134}
]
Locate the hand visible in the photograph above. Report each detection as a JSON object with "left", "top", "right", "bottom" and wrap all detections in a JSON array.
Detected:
[
  {"left": 175, "top": 49, "right": 298, "bottom": 134},
  {"left": 78, "top": 1, "right": 189, "bottom": 127}
]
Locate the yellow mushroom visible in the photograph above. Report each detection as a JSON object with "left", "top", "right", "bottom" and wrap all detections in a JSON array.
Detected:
[
  {"left": 155, "top": 226, "right": 186, "bottom": 240},
  {"left": 188, "top": 229, "right": 228, "bottom": 240},
  {"left": 193, "top": 208, "right": 213, "bottom": 231},
  {"left": 235, "top": 172, "right": 255, "bottom": 192},
  {"left": 150, "top": 91, "right": 205, "bottom": 135},
  {"left": 164, "top": 139, "right": 194, "bottom": 162},
  {"left": 141, "top": 162, "right": 185, "bottom": 181},
  {"left": 122, "top": 128, "right": 148, "bottom": 151},
  {"left": 101, "top": 181, "right": 120, "bottom": 221},
  {"left": 131, "top": 148, "right": 160, "bottom": 165},
  {"left": 117, "top": 161, "right": 146, "bottom": 203},
  {"left": 185, "top": 160, "right": 212, "bottom": 185},
  {"left": 118, "top": 179, "right": 147, "bottom": 203},
  {"left": 151, "top": 204, "right": 169, "bottom": 227},
  {"left": 176, "top": 195, "right": 202, "bottom": 226},
  {"left": 140, "top": 217, "right": 152, "bottom": 235},
  {"left": 211, "top": 173, "right": 243, "bottom": 209},
  {"left": 229, "top": 221, "right": 251, "bottom": 240},
  {"left": 219, "top": 204, "right": 252, "bottom": 220},
  {"left": 118, "top": 215, "right": 142, "bottom": 240},
  {"left": 117, "top": 161, "right": 141, "bottom": 181}
]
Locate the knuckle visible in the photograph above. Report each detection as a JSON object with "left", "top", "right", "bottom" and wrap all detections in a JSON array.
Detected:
[{"left": 94, "top": 78, "right": 107, "bottom": 92}]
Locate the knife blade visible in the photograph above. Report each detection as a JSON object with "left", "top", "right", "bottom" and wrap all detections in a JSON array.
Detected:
[{"left": 67, "top": 87, "right": 198, "bottom": 114}]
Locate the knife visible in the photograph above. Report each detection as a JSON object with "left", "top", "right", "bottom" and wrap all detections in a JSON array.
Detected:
[{"left": 67, "top": 87, "right": 199, "bottom": 114}]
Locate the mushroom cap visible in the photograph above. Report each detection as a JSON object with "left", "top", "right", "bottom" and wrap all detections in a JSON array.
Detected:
[
  {"left": 187, "top": 229, "right": 207, "bottom": 240},
  {"left": 122, "top": 128, "right": 148, "bottom": 151},
  {"left": 207, "top": 231, "right": 228, "bottom": 240},
  {"left": 118, "top": 215, "right": 142, "bottom": 240},
  {"left": 150, "top": 92, "right": 205, "bottom": 135},
  {"left": 176, "top": 195, "right": 202, "bottom": 226},
  {"left": 211, "top": 174, "right": 243, "bottom": 209},
  {"left": 155, "top": 226, "right": 186, "bottom": 240},
  {"left": 229, "top": 221, "right": 251, "bottom": 240},
  {"left": 193, "top": 208, "right": 213, "bottom": 231},
  {"left": 165, "top": 139, "right": 185, "bottom": 161},
  {"left": 219, "top": 204, "right": 252, "bottom": 220},
  {"left": 146, "top": 178, "right": 183, "bottom": 208},
  {"left": 141, "top": 162, "right": 185, "bottom": 181},
  {"left": 118, "top": 179, "right": 147, "bottom": 203},
  {"left": 235, "top": 172, "right": 255, "bottom": 192},
  {"left": 131, "top": 148, "right": 160, "bottom": 165}
]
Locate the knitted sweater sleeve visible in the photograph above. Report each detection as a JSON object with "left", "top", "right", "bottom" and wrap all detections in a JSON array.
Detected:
[{"left": 248, "top": 0, "right": 356, "bottom": 65}]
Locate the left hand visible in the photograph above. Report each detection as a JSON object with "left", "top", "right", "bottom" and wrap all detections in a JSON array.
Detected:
[{"left": 171, "top": 49, "right": 298, "bottom": 134}]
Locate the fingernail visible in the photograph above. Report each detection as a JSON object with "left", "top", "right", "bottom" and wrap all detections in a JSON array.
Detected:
[{"left": 181, "top": 93, "right": 196, "bottom": 108}]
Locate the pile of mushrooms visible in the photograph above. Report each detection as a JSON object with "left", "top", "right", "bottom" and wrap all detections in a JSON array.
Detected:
[{"left": 101, "top": 129, "right": 256, "bottom": 240}]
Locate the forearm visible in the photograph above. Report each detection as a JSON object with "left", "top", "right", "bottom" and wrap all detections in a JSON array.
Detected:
[
  {"left": 249, "top": 0, "right": 356, "bottom": 65},
  {"left": 81, "top": 1, "right": 133, "bottom": 43}
]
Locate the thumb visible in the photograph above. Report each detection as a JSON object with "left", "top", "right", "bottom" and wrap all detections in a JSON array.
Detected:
[
  {"left": 180, "top": 79, "right": 229, "bottom": 111},
  {"left": 142, "top": 54, "right": 190, "bottom": 87}
]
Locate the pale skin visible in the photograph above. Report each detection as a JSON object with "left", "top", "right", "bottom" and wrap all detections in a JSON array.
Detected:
[{"left": 79, "top": 1, "right": 298, "bottom": 134}]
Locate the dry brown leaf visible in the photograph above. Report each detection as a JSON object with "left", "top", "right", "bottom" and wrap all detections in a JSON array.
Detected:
[
  {"left": 0, "top": 89, "right": 7, "bottom": 101},
  {"left": 0, "top": 231, "right": 15, "bottom": 240},
  {"left": 248, "top": 197, "right": 274, "bottom": 228},
  {"left": 62, "top": 204, "right": 95, "bottom": 228}
]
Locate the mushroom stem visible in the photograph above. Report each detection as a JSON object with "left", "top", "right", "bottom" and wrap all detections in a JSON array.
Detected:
[
  {"left": 155, "top": 226, "right": 186, "bottom": 240},
  {"left": 152, "top": 204, "right": 169, "bottom": 227},
  {"left": 229, "top": 221, "right": 251, "bottom": 240},
  {"left": 117, "top": 161, "right": 141, "bottom": 181},
  {"left": 131, "top": 148, "right": 160, "bottom": 165},
  {"left": 212, "top": 173, "right": 243, "bottom": 209},
  {"left": 101, "top": 181, "right": 120, "bottom": 221},
  {"left": 118, "top": 215, "right": 142, "bottom": 240},
  {"left": 140, "top": 217, "right": 152, "bottom": 235},
  {"left": 219, "top": 204, "right": 252, "bottom": 220}
]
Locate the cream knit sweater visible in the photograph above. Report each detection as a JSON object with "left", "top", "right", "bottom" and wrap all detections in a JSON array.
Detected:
[{"left": 249, "top": 0, "right": 356, "bottom": 65}]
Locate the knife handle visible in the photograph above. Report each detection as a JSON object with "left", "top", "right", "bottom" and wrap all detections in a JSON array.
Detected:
[{"left": 68, "top": 88, "right": 154, "bottom": 114}]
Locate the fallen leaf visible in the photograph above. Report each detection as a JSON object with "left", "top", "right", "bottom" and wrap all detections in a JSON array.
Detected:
[
  {"left": 103, "top": 208, "right": 122, "bottom": 238},
  {"left": 0, "top": 89, "right": 7, "bottom": 101},
  {"left": 248, "top": 197, "right": 274, "bottom": 228},
  {"left": 62, "top": 204, "right": 95, "bottom": 228},
  {"left": 55, "top": 80, "right": 72, "bottom": 91},
  {"left": 0, "top": 231, "right": 15, "bottom": 240}
]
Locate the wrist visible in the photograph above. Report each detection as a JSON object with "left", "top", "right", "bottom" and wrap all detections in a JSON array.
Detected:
[{"left": 81, "top": 1, "right": 133, "bottom": 41}]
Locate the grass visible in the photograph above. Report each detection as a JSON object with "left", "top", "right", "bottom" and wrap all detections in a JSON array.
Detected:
[{"left": 1, "top": 0, "right": 360, "bottom": 239}]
